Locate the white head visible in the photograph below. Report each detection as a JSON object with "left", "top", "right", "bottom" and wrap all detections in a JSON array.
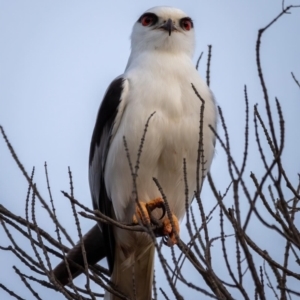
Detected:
[{"left": 130, "top": 6, "right": 195, "bottom": 58}]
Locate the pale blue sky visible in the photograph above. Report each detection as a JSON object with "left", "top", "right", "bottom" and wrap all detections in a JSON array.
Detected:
[{"left": 1, "top": 1, "right": 299, "bottom": 299}]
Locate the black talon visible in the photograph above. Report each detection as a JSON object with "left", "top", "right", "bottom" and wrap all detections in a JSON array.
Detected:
[
  {"left": 159, "top": 202, "right": 166, "bottom": 220},
  {"left": 162, "top": 236, "right": 169, "bottom": 245},
  {"left": 145, "top": 201, "right": 166, "bottom": 224},
  {"left": 152, "top": 222, "right": 164, "bottom": 237},
  {"left": 145, "top": 205, "right": 157, "bottom": 226}
]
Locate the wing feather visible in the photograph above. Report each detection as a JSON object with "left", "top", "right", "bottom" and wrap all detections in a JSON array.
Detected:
[{"left": 89, "top": 76, "right": 126, "bottom": 272}]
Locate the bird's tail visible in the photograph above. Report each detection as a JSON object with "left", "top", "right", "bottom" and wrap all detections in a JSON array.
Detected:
[
  {"left": 53, "top": 225, "right": 106, "bottom": 285},
  {"left": 106, "top": 243, "right": 155, "bottom": 300}
]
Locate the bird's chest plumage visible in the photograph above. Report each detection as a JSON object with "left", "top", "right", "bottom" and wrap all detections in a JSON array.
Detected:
[{"left": 104, "top": 54, "right": 215, "bottom": 223}]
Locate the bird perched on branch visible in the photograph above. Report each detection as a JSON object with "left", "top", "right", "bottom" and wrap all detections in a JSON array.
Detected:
[{"left": 54, "top": 6, "right": 216, "bottom": 300}]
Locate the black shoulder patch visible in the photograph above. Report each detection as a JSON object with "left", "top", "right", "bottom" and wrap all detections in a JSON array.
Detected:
[{"left": 89, "top": 77, "right": 124, "bottom": 165}]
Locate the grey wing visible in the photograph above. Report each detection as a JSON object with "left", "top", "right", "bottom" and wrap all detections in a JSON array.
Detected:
[{"left": 89, "top": 76, "right": 126, "bottom": 273}]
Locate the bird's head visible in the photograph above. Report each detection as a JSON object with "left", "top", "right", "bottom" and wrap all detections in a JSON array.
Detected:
[{"left": 130, "top": 6, "right": 195, "bottom": 57}]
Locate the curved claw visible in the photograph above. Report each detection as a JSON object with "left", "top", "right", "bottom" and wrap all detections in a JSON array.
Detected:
[
  {"left": 159, "top": 203, "right": 166, "bottom": 220},
  {"left": 133, "top": 198, "right": 179, "bottom": 246},
  {"left": 163, "top": 236, "right": 169, "bottom": 246},
  {"left": 145, "top": 198, "right": 166, "bottom": 224}
]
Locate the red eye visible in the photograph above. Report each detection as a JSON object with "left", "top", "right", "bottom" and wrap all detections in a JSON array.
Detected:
[
  {"left": 141, "top": 15, "right": 154, "bottom": 26},
  {"left": 180, "top": 18, "right": 193, "bottom": 31},
  {"left": 139, "top": 13, "right": 158, "bottom": 27}
]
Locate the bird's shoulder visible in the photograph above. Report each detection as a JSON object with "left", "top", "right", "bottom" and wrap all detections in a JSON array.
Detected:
[{"left": 89, "top": 76, "right": 128, "bottom": 166}]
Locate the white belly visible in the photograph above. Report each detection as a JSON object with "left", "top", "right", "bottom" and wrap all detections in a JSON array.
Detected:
[{"left": 104, "top": 59, "right": 216, "bottom": 225}]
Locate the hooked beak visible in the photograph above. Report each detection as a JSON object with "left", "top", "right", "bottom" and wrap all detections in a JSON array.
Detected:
[{"left": 159, "top": 18, "right": 175, "bottom": 36}]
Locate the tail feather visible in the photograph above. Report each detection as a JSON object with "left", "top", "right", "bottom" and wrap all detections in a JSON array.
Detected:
[
  {"left": 106, "top": 243, "right": 155, "bottom": 300},
  {"left": 53, "top": 225, "right": 106, "bottom": 285}
]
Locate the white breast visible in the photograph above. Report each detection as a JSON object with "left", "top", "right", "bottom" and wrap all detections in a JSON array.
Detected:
[{"left": 104, "top": 51, "right": 216, "bottom": 224}]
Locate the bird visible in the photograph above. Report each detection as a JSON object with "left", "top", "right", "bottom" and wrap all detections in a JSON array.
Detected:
[{"left": 53, "top": 6, "right": 216, "bottom": 300}]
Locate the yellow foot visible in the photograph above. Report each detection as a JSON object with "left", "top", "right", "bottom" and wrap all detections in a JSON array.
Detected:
[
  {"left": 132, "top": 197, "right": 165, "bottom": 225},
  {"left": 132, "top": 198, "right": 180, "bottom": 246},
  {"left": 162, "top": 214, "right": 180, "bottom": 246}
]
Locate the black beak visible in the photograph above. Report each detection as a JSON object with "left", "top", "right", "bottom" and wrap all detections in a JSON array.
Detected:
[{"left": 160, "top": 18, "right": 174, "bottom": 36}]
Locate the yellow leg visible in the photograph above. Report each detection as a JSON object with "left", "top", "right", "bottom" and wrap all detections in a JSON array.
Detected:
[
  {"left": 132, "top": 197, "right": 164, "bottom": 225},
  {"left": 132, "top": 197, "right": 180, "bottom": 246}
]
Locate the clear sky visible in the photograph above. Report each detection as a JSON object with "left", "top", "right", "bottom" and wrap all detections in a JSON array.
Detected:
[{"left": 1, "top": 1, "right": 299, "bottom": 299}]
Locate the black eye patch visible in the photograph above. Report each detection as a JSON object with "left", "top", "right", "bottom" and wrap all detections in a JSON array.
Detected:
[
  {"left": 179, "top": 17, "right": 194, "bottom": 29},
  {"left": 138, "top": 13, "right": 159, "bottom": 26}
]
